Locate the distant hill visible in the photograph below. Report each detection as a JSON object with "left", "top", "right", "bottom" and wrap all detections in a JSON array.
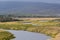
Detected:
[{"left": 0, "top": 1, "right": 60, "bottom": 16}]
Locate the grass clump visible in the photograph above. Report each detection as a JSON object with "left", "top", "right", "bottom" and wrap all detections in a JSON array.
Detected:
[{"left": 0, "top": 30, "right": 15, "bottom": 40}]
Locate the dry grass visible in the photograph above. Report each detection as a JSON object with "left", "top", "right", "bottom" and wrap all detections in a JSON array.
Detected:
[
  {"left": 0, "top": 22, "right": 18, "bottom": 24},
  {"left": 0, "top": 18, "right": 59, "bottom": 38},
  {"left": 20, "top": 18, "right": 60, "bottom": 20}
]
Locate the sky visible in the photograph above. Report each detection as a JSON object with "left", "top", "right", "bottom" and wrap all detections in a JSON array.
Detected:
[{"left": 0, "top": 0, "right": 60, "bottom": 4}]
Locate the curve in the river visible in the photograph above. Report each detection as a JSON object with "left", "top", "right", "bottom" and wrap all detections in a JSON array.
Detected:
[{"left": 7, "top": 30, "right": 51, "bottom": 40}]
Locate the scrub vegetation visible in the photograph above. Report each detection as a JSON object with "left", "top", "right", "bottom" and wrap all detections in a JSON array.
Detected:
[
  {"left": 0, "top": 30, "right": 15, "bottom": 40},
  {"left": 0, "top": 18, "right": 59, "bottom": 38}
]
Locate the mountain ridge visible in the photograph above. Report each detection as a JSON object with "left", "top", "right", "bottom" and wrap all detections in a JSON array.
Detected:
[{"left": 0, "top": 1, "right": 60, "bottom": 16}]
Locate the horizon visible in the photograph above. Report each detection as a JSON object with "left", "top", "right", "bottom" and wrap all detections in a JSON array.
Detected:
[{"left": 0, "top": 0, "right": 59, "bottom": 16}]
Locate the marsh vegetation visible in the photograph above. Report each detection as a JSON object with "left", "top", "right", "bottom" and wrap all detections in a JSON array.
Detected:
[
  {"left": 0, "top": 18, "right": 59, "bottom": 38},
  {"left": 0, "top": 30, "right": 15, "bottom": 40}
]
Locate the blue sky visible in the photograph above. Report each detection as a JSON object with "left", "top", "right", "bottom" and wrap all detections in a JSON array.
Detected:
[{"left": 0, "top": 0, "right": 60, "bottom": 4}]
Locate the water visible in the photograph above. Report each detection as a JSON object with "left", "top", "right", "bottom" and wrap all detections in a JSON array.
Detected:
[{"left": 7, "top": 30, "right": 51, "bottom": 40}]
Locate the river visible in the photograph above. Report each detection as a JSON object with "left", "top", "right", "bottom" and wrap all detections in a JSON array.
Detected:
[{"left": 7, "top": 30, "right": 51, "bottom": 40}]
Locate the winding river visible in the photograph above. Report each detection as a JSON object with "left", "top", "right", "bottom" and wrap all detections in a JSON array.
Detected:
[{"left": 7, "top": 30, "right": 51, "bottom": 40}]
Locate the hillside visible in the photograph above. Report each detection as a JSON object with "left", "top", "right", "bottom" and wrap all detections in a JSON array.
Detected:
[{"left": 0, "top": 1, "right": 60, "bottom": 16}]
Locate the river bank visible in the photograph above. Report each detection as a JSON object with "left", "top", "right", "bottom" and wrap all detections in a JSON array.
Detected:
[
  {"left": 0, "top": 29, "right": 15, "bottom": 40},
  {"left": 49, "top": 33, "right": 60, "bottom": 40},
  {"left": 0, "top": 18, "right": 59, "bottom": 40}
]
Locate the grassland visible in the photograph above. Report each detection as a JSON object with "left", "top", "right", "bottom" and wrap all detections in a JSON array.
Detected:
[
  {"left": 0, "top": 30, "right": 15, "bottom": 40},
  {"left": 0, "top": 18, "right": 59, "bottom": 38}
]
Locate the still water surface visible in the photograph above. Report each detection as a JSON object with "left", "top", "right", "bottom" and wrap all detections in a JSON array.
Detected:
[{"left": 7, "top": 30, "right": 51, "bottom": 40}]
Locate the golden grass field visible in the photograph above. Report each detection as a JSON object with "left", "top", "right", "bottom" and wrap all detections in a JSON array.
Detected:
[
  {"left": 0, "top": 18, "right": 60, "bottom": 40},
  {"left": 20, "top": 18, "right": 60, "bottom": 20}
]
